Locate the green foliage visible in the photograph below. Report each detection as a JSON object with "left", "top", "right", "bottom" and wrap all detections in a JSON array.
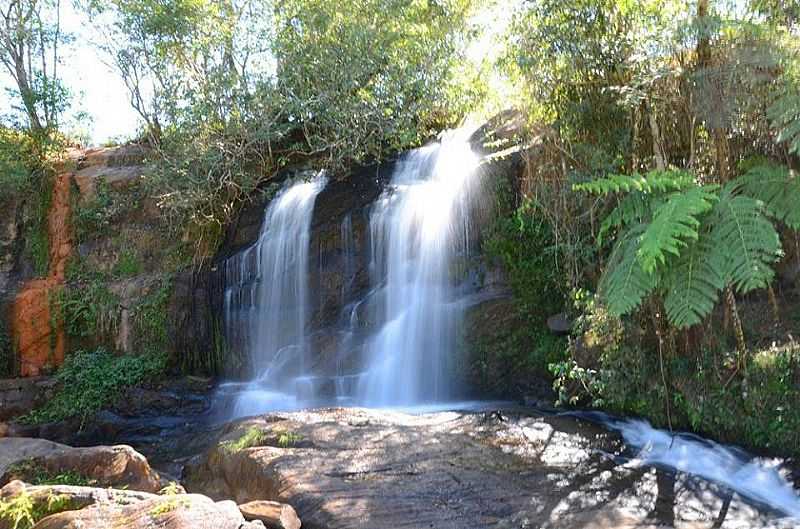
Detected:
[
  {"left": 221, "top": 426, "right": 267, "bottom": 454},
  {"left": 710, "top": 185, "right": 782, "bottom": 293},
  {"left": 597, "top": 226, "right": 656, "bottom": 316},
  {"left": 58, "top": 282, "right": 119, "bottom": 339},
  {"left": 149, "top": 497, "right": 189, "bottom": 517},
  {"left": 0, "top": 490, "right": 74, "bottom": 529},
  {"left": 0, "top": 128, "right": 35, "bottom": 202},
  {"left": 132, "top": 279, "right": 172, "bottom": 353},
  {"left": 112, "top": 249, "right": 142, "bottom": 278},
  {"left": 736, "top": 163, "right": 800, "bottom": 231},
  {"left": 768, "top": 82, "right": 800, "bottom": 157},
  {"left": 470, "top": 181, "right": 571, "bottom": 397},
  {"left": 87, "top": 0, "right": 481, "bottom": 258},
  {"left": 19, "top": 170, "right": 56, "bottom": 278},
  {"left": 484, "top": 196, "right": 566, "bottom": 317},
  {"left": 20, "top": 348, "right": 167, "bottom": 424},
  {"left": 5, "top": 459, "right": 94, "bottom": 487},
  {"left": 579, "top": 169, "right": 783, "bottom": 329},
  {"left": 574, "top": 171, "right": 695, "bottom": 196},
  {"left": 637, "top": 185, "right": 719, "bottom": 273},
  {"left": 72, "top": 180, "right": 114, "bottom": 243},
  {"left": 0, "top": 491, "right": 36, "bottom": 529},
  {"left": 277, "top": 431, "right": 302, "bottom": 448},
  {"left": 662, "top": 236, "right": 725, "bottom": 328},
  {"left": 159, "top": 482, "right": 183, "bottom": 496}
]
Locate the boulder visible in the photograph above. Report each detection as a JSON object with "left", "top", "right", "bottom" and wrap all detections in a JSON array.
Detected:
[
  {"left": 0, "top": 438, "right": 171, "bottom": 493},
  {"left": 32, "top": 494, "right": 264, "bottom": 529},
  {"left": 0, "top": 481, "right": 263, "bottom": 529},
  {"left": 239, "top": 500, "right": 301, "bottom": 529}
]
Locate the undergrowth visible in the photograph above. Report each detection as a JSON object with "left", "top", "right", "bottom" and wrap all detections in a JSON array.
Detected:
[
  {"left": 20, "top": 348, "right": 167, "bottom": 425},
  {"left": 221, "top": 426, "right": 268, "bottom": 454},
  {"left": 4, "top": 459, "right": 94, "bottom": 487},
  {"left": 0, "top": 490, "right": 74, "bottom": 529}
]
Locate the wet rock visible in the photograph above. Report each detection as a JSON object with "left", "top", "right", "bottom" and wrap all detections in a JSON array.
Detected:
[
  {"left": 546, "top": 313, "right": 572, "bottom": 335},
  {"left": 0, "top": 377, "right": 56, "bottom": 420},
  {"left": 239, "top": 500, "right": 301, "bottom": 529},
  {"left": 464, "top": 296, "right": 554, "bottom": 401},
  {"left": 0, "top": 438, "right": 170, "bottom": 493},
  {"left": 185, "top": 407, "right": 793, "bottom": 529},
  {"left": 11, "top": 171, "right": 73, "bottom": 377}
]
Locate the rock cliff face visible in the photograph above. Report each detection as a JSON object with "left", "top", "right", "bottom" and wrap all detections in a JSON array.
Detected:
[
  {"left": 0, "top": 145, "right": 218, "bottom": 381},
  {"left": 11, "top": 170, "right": 73, "bottom": 376},
  {"left": 212, "top": 143, "right": 527, "bottom": 389}
]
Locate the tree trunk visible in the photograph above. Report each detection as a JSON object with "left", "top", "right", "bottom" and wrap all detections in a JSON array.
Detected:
[
  {"left": 725, "top": 287, "right": 746, "bottom": 360},
  {"left": 649, "top": 103, "right": 667, "bottom": 170}
]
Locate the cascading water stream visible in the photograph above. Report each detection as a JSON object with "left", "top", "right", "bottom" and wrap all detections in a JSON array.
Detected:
[
  {"left": 211, "top": 132, "right": 800, "bottom": 524},
  {"left": 221, "top": 174, "right": 327, "bottom": 415},
  {"left": 358, "top": 129, "right": 482, "bottom": 406}
]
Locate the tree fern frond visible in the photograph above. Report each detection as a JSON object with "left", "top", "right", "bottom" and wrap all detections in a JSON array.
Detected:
[
  {"left": 736, "top": 164, "right": 800, "bottom": 231},
  {"left": 637, "top": 186, "right": 719, "bottom": 274},
  {"left": 711, "top": 185, "right": 782, "bottom": 294},
  {"left": 574, "top": 170, "right": 695, "bottom": 196},
  {"left": 768, "top": 89, "right": 800, "bottom": 155},
  {"left": 663, "top": 234, "right": 725, "bottom": 328},
  {"left": 599, "top": 226, "right": 658, "bottom": 316},
  {"left": 598, "top": 192, "right": 651, "bottom": 246}
]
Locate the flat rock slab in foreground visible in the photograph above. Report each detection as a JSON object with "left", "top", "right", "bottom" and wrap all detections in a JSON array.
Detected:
[{"left": 186, "top": 407, "right": 794, "bottom": 529}]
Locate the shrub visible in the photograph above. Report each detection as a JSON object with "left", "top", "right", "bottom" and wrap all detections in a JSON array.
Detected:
[{"left": 20, "top": 348, "right": 168, "bottom": 425}]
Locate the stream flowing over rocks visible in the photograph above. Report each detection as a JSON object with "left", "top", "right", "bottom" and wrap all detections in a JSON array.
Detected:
[
  {"left": 4, "top": 398, "right": 799, "bottom": 529},
  {"left": 182, "top": 406, "right": 798, "bottom": 529}
]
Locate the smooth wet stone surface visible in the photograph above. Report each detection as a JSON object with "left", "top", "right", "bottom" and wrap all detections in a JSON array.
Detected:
[{"left": 185, "top": 407, "right": 797, "bottom": 529}]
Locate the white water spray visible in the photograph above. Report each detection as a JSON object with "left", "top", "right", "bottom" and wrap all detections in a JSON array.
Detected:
[
  {"left": 359, "top": 129, "right": 482, "bottom": 406},
  {"left": 222, "top": 174, "right": 327, "bottom": 413},
  {"left": 608, "top": 417, "right": 800, "bottom": 520}
]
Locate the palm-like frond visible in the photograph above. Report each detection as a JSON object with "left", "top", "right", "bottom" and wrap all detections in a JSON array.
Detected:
[
  {"left": 663, "top": 233, "right": 725, "bottom": 328},
  {"left": 768, "top": 88, "right": 800, "bottom": 156},
  {"left": 574, "top": 170, "right": 695, "bottom": 196},
  {"left": 637, "top": 186, "right": 719, "bottom": 274},
  {"left": 711, "top": 185, "right": 782, "bottom": 294},
  {"left": 599, "top": 225, "right": 658, "bottom": 316},
  {"left": 736, "top": 164, "right": 800, "bottom": 231},
  {"left": 598, "top": 191, "right": 651, "bottom": 246}
]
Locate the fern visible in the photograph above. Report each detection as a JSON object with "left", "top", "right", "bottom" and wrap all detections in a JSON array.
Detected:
[
  {"left": 574, "top": 170, "right": 695, "bottom": 195},
  {"left": 598, "top": 192, "right": 652, "bottom": 246},
  {"left": 768, "top": 87, "right": 800, "bottom": 156},
  {"left": 710, "top": 185, "right": 782, "bottom": 294},
  {"left": 663, "top": 233, "right": 725, "bottom": 328},
  {"left": 637, "top": 186, "right": 719, "bottom": 274},
  {"left": 736, "top": 164, "right": 800, "bottom": 231},
  {"left": 599, "top": 226, "right": 658, "bottom": 316}
]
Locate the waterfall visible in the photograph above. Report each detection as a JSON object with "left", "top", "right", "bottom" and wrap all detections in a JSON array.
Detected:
[
  {"left": 222, "top": 174, "right": 327, "bottom": 414},
  {"left": 358, "top": 129, "right": 482, "bottom": 406}
]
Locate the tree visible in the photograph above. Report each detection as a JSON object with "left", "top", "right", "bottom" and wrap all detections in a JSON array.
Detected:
[
  {"left": 0, "top": 0, "right": 69, "bottom": 135},
  {"left": 84, "top": 0, "right": 480, "bottom": 257}
]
